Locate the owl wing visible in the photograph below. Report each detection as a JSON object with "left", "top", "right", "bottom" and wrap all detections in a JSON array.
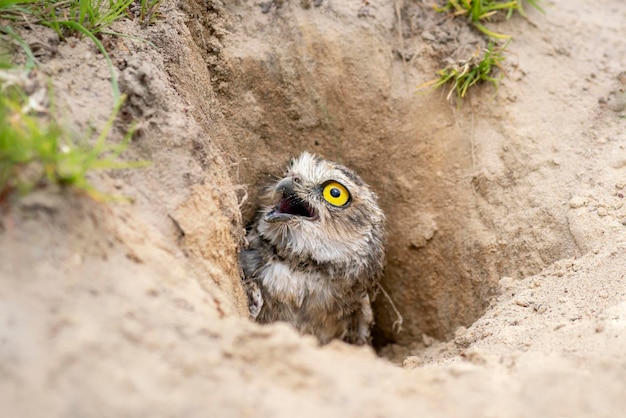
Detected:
[
  {"left": 239, "top": 227, "right": 265, "bottom": 319},
  {"left": 242, "top": 278, "right": 263, "bottom": 319}
]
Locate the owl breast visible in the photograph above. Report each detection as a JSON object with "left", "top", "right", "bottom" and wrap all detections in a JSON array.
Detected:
[{"left": 240, "top": 152, "right": 385, "bottom": 345}]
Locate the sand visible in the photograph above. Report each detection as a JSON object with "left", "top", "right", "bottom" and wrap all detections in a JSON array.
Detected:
[{"left": 1, "top": 0, "right": 626, "bottom": 416}]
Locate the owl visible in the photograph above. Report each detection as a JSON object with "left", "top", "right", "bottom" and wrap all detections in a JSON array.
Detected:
[{"left": 240, "top": 152, "right": 386, "bottom": 345}]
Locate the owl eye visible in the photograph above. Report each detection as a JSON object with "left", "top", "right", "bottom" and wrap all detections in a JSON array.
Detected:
[{"left": 322, "top": 181, "right": 350, "bottom": 207}]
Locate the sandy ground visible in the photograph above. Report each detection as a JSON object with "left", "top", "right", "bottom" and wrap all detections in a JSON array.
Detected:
[{"left": 2, "top": 0, "right": 626, "bottom": 416}]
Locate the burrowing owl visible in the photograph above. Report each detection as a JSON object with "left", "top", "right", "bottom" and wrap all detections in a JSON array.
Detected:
[{"left": 240, "top": 152, "right": 385, "bottom": 345}]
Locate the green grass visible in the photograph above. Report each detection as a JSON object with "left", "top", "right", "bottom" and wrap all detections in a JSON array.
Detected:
[
  {"left": 418, "top": 41, "right": 508, "bottom": 102},
  {"left": 136, "top": 0, "right": 162, "bottom": 28},
  {"left": 0, "top": 0, "right": 157, "bottom": 103},
  {"left": 423, "top": 1, "right": 543, "bottom": 102},
  {"left": 1, "top": 0, "right": 133, "bottom": 35},
  {"left": 0, "top": 75, "right": 146, "bottom": 198},
  {"left": 0, "top": 0, "right": 151, "bottom": 199},
  {"left": 435, "top": 0, "right": 544, "bottom": 39},
  {"left": 1, "top": 0, "right": 133, "bottom": 104}
]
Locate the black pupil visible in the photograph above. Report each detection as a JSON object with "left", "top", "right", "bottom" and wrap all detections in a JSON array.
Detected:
[{"left": 330, "top": 188, "right": 341, "bottom": 198}]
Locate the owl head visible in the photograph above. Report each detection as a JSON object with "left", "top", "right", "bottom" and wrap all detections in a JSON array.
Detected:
[{"left": 257, "top": 152, "right": 385, "bottom": 278}]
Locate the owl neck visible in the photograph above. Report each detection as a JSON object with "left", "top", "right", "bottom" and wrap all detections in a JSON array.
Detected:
[{"left": 256, "top": 222, "right": 378, "bottom": 283}]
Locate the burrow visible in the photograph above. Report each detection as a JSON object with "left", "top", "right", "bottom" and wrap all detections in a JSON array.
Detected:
[{"left": 166, "top": 0, "right": 581, "bottom": 349}]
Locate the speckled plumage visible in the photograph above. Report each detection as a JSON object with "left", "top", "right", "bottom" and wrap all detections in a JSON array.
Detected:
[{"left": 240, "top": 152, "right": 385, "bottom": 345}]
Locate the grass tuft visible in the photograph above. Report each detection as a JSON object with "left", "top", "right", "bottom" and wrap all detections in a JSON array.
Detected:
[
  {"left": 1, "top": 0, "right": 134, "bottom": 37},
  {"left": 0, "top": 0, "right": 151, "bottom": 200},
  {"left": 1, "top": 0, "right": 137, "bottom": 104},
  {"left": 422, "top": 1, "right": 543, "bottom": 102},
  {"left": 134, "top": 0, "right": 162, "bottom": 28},
  {"left": 0, "top": 72, "right": 147, "bottom": 199},
  {"left": 435, "top": 0, "right": 544, "bottom": 39},
  {"left": 418, "top": 41, "right": 508, "bottom": 102}
]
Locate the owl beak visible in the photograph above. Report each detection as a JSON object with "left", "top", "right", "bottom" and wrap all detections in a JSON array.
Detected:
[
  {"left": 272, "top": 177, "right": 296, "bottom": 200},
  {"left": 264, "top": 177, "right": 317, "bottom": 223}
]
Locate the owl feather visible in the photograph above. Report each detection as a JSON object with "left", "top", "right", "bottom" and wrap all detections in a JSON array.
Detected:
[{"left": 240, "top": 152, "right": 386, "bottom": 345}]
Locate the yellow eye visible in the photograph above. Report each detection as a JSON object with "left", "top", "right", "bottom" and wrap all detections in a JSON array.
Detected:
[{"left": 322, "top": 181, "right": 350, "bottom": 207}]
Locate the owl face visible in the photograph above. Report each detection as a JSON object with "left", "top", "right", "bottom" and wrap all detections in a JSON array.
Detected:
[{"left": 257, "top": 152, "right": 385, "bottom": 266}]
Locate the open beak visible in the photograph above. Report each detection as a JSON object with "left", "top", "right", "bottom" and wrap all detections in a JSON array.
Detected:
[{"left": 264, "top": 178, "right": 317, "bottom": 223}]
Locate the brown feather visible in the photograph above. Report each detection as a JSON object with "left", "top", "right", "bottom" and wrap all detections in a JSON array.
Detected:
[{"left": 240, "top": 152, "right": 386, "bottom": 345}]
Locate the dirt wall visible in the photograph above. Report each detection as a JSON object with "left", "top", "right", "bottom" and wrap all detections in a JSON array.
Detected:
[
  {"left": 174, "top": 0, "right": 586, "bottom": 343},
  {"left": 2, "top": 0, "right": 626, "bottom": 416}
]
